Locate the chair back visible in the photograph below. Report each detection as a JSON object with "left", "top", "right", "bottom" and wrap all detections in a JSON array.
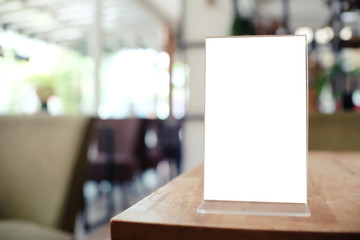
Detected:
[
  {"left": 0, "top": 115, "right": 94, "bottom": 233},
  {"left": 98, "top": 118, "right": 146, "bottom": 155}
]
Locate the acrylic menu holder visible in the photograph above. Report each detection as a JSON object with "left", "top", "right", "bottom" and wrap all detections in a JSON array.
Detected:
[
  {"left": 198, "top": 35, "right": 310, "bottom": 217},
  {"left": 197, "top": 201, "right": 310, "bottom": 217}
]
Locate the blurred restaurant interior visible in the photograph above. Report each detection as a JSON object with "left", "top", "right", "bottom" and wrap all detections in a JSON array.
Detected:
[{"left": 0, "top": 0, "right": 360, "bottom": 239}]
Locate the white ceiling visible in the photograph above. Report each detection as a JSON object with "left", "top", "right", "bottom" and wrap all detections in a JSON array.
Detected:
[
  {"left": 0, "top": 0, "right": 179, "bottom": 53},
  {"left": 0, "top": 0, "right": 357, "bottom": 54}
]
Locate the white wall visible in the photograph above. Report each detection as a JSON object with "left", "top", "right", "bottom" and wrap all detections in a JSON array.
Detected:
[{"left": 182, "top": 0, "right": 233, "bottom": 171}]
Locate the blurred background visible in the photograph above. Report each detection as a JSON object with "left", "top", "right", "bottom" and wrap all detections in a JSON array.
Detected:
[{"left": 0, "top": 0, "right": 360, "bottom": 239}]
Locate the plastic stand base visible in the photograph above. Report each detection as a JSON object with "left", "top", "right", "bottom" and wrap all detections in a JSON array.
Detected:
[{"left": 197, "top": 200, "right": 311, "bottom": 217}]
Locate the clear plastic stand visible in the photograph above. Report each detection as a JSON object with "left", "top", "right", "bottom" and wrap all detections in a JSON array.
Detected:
[{"left": 197, "top": 200, "right": 310, "bottom": 217}]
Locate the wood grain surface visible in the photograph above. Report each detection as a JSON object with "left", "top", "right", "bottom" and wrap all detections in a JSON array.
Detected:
[{"left": 111, "top": 152, "right": 360, "bottom": 240}]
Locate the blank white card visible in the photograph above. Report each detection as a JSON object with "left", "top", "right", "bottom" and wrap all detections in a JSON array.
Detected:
[{"left": 204, "top": 35, "right": 307, "bottom": 203}]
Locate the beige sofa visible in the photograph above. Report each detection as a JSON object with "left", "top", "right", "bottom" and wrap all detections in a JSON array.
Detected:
[{"left": 0, "top": 115, "right": 94, "bottom": 240}]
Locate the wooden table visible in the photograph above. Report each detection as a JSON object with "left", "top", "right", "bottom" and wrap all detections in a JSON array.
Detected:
[{"left": 111, "top": 152, "right": 360, "bottom": 240}]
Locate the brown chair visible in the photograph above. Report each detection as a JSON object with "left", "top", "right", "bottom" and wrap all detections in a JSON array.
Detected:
[
  {"left": 88, "top": 118, "right": 146, "bottom": 183},
  {"left": 85, "top": 118, "right": 146, "bottom": 230},
  {"left": 84, "top": 118, "right": 182, "bottom": 231},
  {"left": 143, "top": 119, "right": 183, "bottom": 173},
  {"left": 0, "top": 115, "right": 94, "bottom": 240}
]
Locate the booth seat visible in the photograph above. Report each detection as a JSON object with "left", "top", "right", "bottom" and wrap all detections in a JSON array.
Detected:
[
  {"left": 309, "top": 113, "right": 360, "bottom": 151},
  {"left": 0, "top": 115, "right": 94, "bottom": 240}
]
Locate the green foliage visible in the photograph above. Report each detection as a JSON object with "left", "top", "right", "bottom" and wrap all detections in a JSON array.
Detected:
[
  {"left": 231, "top": 16, "right": 255, "bottom": 36},
  {"left": 25, "top": 51, "right": 92, "bottom": 113},
  {"left": 26, "top": 74, "right": 56, "bottom": 89},
  {"left": 313, "top": 70, "right": 330, "bottom": 96},
  {"left": 313, "top": 61, "right": 350, "bottom": 97}
]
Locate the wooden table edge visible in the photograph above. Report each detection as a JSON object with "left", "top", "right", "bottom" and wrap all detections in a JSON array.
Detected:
[
  {"left": 110, "top": 218, "right": 360, "bottom": 240},
  {"left": 110, "top": 152, "right": 360, "bottom": 240}
]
